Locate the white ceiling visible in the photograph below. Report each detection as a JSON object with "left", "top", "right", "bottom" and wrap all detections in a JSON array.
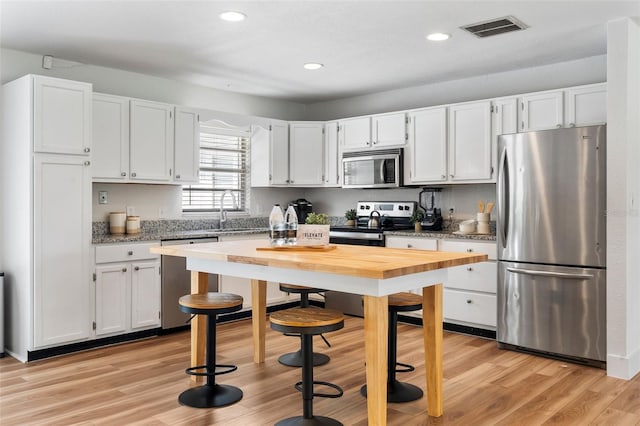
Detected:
[{"left": 1, "top": 1, "right": 638, "bottom": 104}]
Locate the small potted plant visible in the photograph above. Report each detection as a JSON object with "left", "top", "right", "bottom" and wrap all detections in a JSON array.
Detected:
[
  {"left": 410, "top": 208, "right": 425, "bottom": 232},
  {"left": 345, "top": 209, "right": 357, "bottom": 226},
  {"left": 297, "top": 212, "right": 330, "bottom": 246}
]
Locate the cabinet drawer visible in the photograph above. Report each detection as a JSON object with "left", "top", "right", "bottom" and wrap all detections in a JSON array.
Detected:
[
  {"left": 439, "top": 239, "right": 497, "bottom": 260},
  {"left": 386, "top": 236, "right": 437, "bottom": 250},
  {"left": 443, "top": 289, "right": 496, "bottom": 327},
  {"left": 446, "top": 261, "right": 497, "bottom": 293},
  {"left": 95, "top": 242, "right": 160, "bottom": 263}
]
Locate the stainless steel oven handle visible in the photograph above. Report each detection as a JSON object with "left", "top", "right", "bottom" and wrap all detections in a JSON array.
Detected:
[
  {"left": 506, "top": 267, "right": 593, "bottom": 280},
  {"left": 329, "top": 231, "right": 383, "bottom": 240}
]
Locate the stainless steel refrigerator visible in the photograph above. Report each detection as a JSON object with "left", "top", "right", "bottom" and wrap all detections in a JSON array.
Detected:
[{"left": 496, "top": 125, "right": 606, "bottom": 367}]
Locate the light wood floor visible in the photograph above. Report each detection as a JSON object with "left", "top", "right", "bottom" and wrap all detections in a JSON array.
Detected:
[{"left": 1, "top": 317, "right": 640, "bottom": 425}]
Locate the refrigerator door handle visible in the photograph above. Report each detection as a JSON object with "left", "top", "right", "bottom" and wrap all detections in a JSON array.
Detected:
[
  {"left": 506, "top": 267, "right": 594, "bottom": 280},
  {"left": 497, "top": 145, "right": 510, "bottom": 248}
]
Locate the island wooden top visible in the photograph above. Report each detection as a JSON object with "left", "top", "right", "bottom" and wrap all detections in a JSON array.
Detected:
[{"left": 150, "top": 239, "right": 487, "bottom": 280}]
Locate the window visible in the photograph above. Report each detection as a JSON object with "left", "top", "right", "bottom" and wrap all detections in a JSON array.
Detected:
[{"left": 182, "top": 120, "right": 250, "bottom": 213}]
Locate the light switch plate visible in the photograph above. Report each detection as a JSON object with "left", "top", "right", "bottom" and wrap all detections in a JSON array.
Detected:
[
  {"left": 98, "top": 191, "right": 108, "bottom": 204},
  {"left": 126, "top": 206, "right": 135, "bottom": 216}
]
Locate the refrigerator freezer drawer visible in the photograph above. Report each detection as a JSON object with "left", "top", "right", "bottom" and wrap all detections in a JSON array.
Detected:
[
  {"left": 497, "top": 261, "right": 606, "bottom": 362},
  {"left": 444, "top": 289, "right": 497, "bottom": 327}
]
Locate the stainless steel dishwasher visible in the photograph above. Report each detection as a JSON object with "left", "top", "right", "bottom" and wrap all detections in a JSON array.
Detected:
[{"left": 161, "top": 237, "right": 219, "bottom": 330}]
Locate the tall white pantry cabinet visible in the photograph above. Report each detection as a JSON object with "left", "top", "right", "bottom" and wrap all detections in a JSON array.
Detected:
[{"left": 1, "top": 75, "right": 93, "bottom": 362}]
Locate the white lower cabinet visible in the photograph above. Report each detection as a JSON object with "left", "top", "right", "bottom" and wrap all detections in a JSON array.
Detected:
[
  {"left": 216, "top": 234, "right": 289, "bottom": 309},
  {"left": 385, "top": 236, "right": 497, "bottom": 330},
  {"left": 94, "top": 242, "right": 161, "bottom": 336}
]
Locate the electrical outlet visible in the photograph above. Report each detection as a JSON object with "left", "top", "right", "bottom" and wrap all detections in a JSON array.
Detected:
[
  {"left": 98, "top": 191, "right": 108, "bottom": 204},
  {"left": 158, "top": 207, "right": 165, "bottom": 219},
  {"left": 126, "top": 206, "right": 135, "bottom": 216}
]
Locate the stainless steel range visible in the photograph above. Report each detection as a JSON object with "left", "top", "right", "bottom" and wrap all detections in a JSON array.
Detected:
[{"left": 327, "top": 201, "right": 416, "bottom": 316}]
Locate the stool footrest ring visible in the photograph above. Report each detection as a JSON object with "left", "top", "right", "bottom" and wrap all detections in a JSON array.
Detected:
[
  {"left": 395, "top": 361, "right": 415, "bottom": 373},
  {"left": 185, "top": 364, "right": 238, "bottom": 377},
  {"left": 294, "top": 380, "right": 343, "bottom": 399}
]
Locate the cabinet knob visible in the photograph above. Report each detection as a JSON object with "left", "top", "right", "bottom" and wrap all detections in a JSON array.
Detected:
[
  {"left": 407, "top": 244, "right": 413, "bottom": 248},
  {"left": 84, "top": 161, "right": 90, "bottom": 166},
  {"left": 569, "top": 123, "right": 575, "bottom": 128},
  {"left": 84, "top": 147, "right": 91, "bottom": 153},
  {"left": 175, "top": 174, "right": 181, "bottom": 179},
  {"left": 467, "top": 267, "right": 473, "bottom": 271},
  {"left": 556, "top": 124, "right": 562, "bottom": 128},
  {"left": 121, "top": 172, "right": 127, "bottom": 177},
  {"left": 122, "top": 267, "right": 127, "bottom": 272},
  {"left": 466, "top": 248, "right": 473, "bottom": 252},
  {"left": 128, "top": 250, "right": 133, "bottom": 255},
  {"left": 134, "top": 266, "right": 140, "bottom": 271},
  {"left": 450, "top": 174, "right": 454, "bottom": 178},
  {"left": 441, "top": 175, "right": 446, "bottom": 179},
  {"left": 131, "top": 172, "right": 137, "bottom": 177},
  {"left": 466, "top": 299, "right": 473, "bottom": 304}
]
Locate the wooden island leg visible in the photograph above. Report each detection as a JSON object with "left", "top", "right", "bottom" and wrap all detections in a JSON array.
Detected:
[
  {"left": 190, "top": 271, "right": 208, "bottom": 383},
  {"left": 423, "top": 284, "right": 443, "bottom": 417},
  {"left": 251, "top": 279, "right": 267, "bottom": 363},
  {"left": 363, "top": 295, "right": 388, "bottom": 426}
]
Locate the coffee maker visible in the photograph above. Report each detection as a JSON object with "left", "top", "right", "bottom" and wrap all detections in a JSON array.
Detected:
[
  {"left": 290, "top": 198, "right": 313, "bottom": 224},
  {"left": 419, "top": 188, "right": 443, "bottom": 231}
]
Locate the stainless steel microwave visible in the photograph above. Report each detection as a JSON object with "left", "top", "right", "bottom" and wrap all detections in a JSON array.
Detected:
[{"left": 342, "top": 148, "right": 403, "bottom": 188}]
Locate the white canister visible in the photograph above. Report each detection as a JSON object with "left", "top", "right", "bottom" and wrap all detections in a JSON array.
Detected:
[
  {"left": 477, "top": 222, "right": 490, "bottom": 234},
  {"left": 109, "top": 212, "right": 127, "bottom": 235},
  {"left": 126, "top": 216, "right": 140, "bottom": 234},
  {"left": 477, "top": 212, "right": 490, "bottom": 223}
]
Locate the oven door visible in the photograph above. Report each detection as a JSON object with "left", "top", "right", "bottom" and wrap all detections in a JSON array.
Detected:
[{"left": 329, "top": 231, "right": 385, "bottom": 247}]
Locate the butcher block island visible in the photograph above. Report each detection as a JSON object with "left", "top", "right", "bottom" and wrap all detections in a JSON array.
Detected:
[{"left": 151, "top": 239, "right": 487, "bottom": 425}]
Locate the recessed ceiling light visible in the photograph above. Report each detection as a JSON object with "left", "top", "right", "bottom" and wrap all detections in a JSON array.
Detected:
[
  {"left": 303, "top": 63, "right": 324, "bottom": 70},
  {"left": 426, "top": 33, "right": 451, "bottom": 41},
  {"left": 219, "top": 11, "right": 246, "bottom": 22}
]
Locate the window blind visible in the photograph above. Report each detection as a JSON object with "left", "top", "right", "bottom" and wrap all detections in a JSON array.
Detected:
[{"left": 182, "top": 122, "right": 249, "bottom": 213}]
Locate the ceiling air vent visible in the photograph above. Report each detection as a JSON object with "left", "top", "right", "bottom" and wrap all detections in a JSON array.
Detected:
[{"left": 461, "top": 16, "right": 528, "bottom": 38}]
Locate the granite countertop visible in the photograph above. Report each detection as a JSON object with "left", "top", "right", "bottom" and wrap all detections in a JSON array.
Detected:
[
  {"left": 93, "top": 227, "right": 270, "bottom": 244},
  {"left": 93, "top": 217, "right": 496, "bottom": 244},
  {"left": 384, "top": 230, "right": 496, "bottom": 242}
]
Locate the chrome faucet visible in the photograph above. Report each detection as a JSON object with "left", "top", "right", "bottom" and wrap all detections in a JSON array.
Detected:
[{"left": 219, "top": 190, "right": 238, "bottom": 229}]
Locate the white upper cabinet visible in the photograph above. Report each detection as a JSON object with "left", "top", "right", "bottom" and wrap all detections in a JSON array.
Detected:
[
  {"left": 289, "top": 122, "right": 325, "bottom": 186},
  {"left": 92, "top": 93, "right": 129, "bottom": 180},
  {"left": 269, "top": 121, "right": 290, "bottom": 185},
  {"left": 173, "top": 107, "right": 200, "bottom": 184},
  {"left": 448, "top": 100, "right": 493, "bottom": 182},
  {"left": 519, "top": 90, "right": 564, "bottom": 131},
  {"left": 250, "top": 120, "right": 289, "bottom": 186},
  {"left": 339, "top": 116, "right": 371, "bottom": 150},
  {"left": 340, "top": 112, "right": 406, "bottom": 151},
  {"left": 564, "top": 83, "right": 607, "bottom": 127},
  {"left": 492, "top": 97, "right": 518, "bottom": 136},
  {"left": 405, "top": 107, "right": 447, "bottom": 184},
  {"left": 33, "top": 75, "right": 92, "bottom": 156},
  {"left": 324, "top": 121, "right": 340, "bottom": 186},
  {"left": 129, "top": 99, "right": 174, "bottom": 182},
  {"left": 371, "top": 112, "right": 406, "bottom": 148}
]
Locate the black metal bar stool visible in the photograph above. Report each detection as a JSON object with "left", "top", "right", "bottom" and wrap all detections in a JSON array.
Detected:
[
  {"left": 270, "top": 306, "right": 345, "bottom": 426},
  {"left": 361, "top": 292, "right": 424, "bottom": 403},
  {"left": 278, "top": 284, "right": 330, "bottom": 367},
  {"left": 178, "top": 292, "right": 244, "bottom": 408}
]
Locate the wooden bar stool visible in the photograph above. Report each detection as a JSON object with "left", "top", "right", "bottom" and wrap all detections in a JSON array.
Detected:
[
  {"left": 178, "top": 292, "right": 243, "bottom": 408},
  {"left": 361, "top": 292, "right": 424, "bottom": 403},
  {"left": 278, "top": 283, "right": 330, "bottom": 367},
  {"left": 270, "top": 306, "right": 345, "bottom": 426}
]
